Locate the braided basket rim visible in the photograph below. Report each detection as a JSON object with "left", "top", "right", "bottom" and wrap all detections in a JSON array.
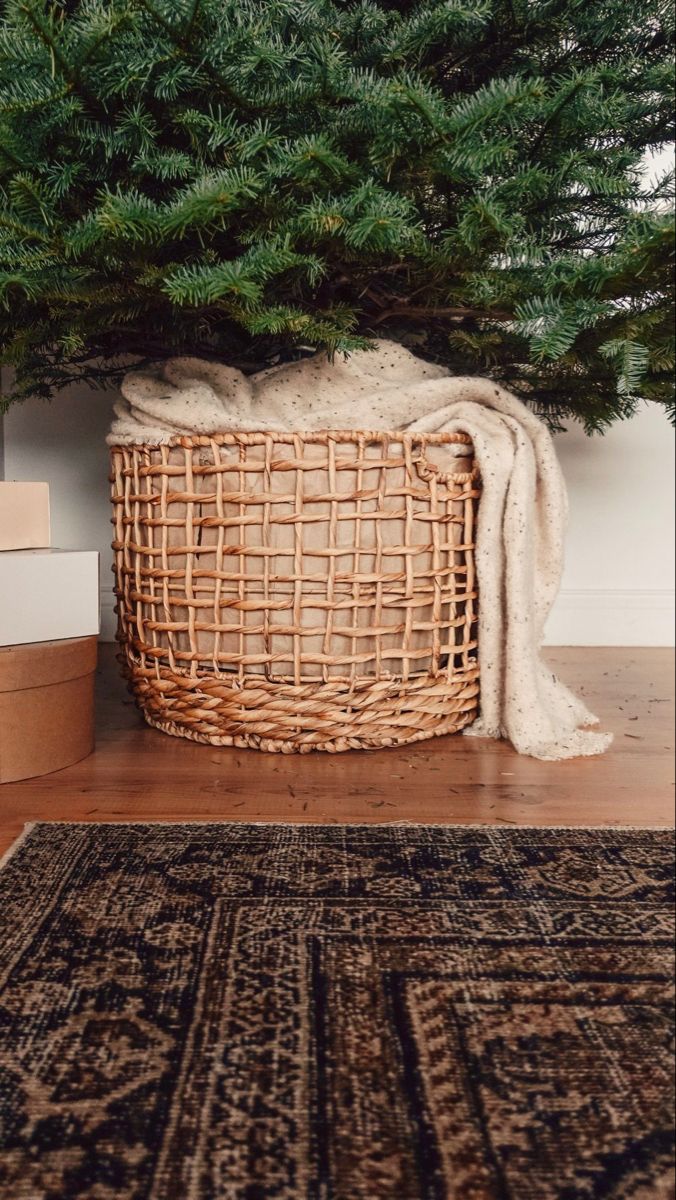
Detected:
[
  {"left": 109, "top": 428, "right": 480, "bottom": 487},
  {"left": 109, "top": 428, "right": 475, "bottom": 447}
]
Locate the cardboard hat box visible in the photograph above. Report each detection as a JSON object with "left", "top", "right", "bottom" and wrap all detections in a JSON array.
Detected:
[
  {"left": 0, "top": 548, "right": 100, "bottom": 646},
  {"left": 0, "top": 482, "right": 51, "bottom": 551},
  {"left": 0, "top": 636, "right": 97, "bottom": 783}
]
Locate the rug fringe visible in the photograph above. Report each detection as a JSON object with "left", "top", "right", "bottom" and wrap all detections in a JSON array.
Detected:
[
  {"left": 14, "top": 819, "right": 673, "bottom": 832},
  {"left": 0, "top": 823, "right": 36, "bottom": 872}
]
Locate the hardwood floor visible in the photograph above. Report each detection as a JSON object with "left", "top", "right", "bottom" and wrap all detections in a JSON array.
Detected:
[{"left": 0, "top": 646, "right": 673, "bottom": 856}]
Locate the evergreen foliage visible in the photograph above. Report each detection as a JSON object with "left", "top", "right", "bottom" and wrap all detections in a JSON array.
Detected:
[{"left": 0, "top": 0, "right": 673, "bottom": 429}]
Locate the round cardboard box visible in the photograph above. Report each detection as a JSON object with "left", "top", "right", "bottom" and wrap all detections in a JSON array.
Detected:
[{"left": 0, "top": 637, "right": 96, "bottom": 783}]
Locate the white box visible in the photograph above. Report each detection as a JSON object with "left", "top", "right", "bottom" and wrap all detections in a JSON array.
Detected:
[
  {"left": 0, "top": 482, "right": 51, "bottom": 551},
  {"left": 0, "top": 549, "right": 100, "bottom": 646}
]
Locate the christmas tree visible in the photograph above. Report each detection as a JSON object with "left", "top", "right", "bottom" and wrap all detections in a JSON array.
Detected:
[{"left": 0, "top": 0, "right": 673, "bottom": 430}]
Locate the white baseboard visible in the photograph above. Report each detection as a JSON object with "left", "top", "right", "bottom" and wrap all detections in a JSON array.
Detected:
[
  {"left": 99, "top": 586, "right": 675, "bottom": 647},
  {"left": 544, "top": 588, "right": 675, "bottom": 647}
]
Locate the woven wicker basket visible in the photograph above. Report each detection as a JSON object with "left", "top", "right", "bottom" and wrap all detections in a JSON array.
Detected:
[{"left": 110, "top": 430, "right": 480, "bottom": 752}]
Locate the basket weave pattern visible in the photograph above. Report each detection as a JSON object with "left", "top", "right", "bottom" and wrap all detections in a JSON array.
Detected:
[{"left": 111, "top": 430, "right": 480, "bottom": 752}]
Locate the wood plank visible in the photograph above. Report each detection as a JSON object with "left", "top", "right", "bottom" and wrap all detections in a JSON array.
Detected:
[{"left": 0, "top": 646, "right": 672, "bottom": 855}]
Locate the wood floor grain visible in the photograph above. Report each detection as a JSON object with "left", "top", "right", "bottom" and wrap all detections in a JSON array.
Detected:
[{"left": 0, "top": 645, "right": 673, "bottom": 855}]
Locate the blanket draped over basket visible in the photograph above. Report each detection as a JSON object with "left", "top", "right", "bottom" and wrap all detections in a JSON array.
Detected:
[{"left": 109, "top": 340, "right": 612, "bottom": 761}]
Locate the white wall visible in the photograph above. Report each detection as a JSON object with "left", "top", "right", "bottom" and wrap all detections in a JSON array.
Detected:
[
  {"left": 546, "top": 403, "right": 674, "bottom": 645},
  {"left": 1, "top": 387, "right": 674, "bottom": 645}
]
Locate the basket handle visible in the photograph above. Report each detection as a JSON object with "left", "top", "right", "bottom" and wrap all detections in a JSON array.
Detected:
[{"left": 413, "top": 451, "right": 479, "bottom": 485}]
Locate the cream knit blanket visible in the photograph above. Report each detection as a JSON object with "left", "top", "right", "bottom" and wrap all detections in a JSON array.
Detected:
[{"left": 109, "top": 341, "right": 612, "bottom": 761}]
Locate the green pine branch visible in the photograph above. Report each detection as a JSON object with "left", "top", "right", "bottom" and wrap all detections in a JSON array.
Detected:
[{"left": 0, "top": 0, "right": 673, "bottom": 429}]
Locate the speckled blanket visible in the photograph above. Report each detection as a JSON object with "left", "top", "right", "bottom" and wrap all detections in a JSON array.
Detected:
[{"left": 109, "top": 341, "right": 612, "bottom": 760}]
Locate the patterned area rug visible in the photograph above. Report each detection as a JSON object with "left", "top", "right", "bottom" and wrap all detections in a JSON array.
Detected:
[{"left": 0, "top": 823, "right": 674, "bottom": 1200}]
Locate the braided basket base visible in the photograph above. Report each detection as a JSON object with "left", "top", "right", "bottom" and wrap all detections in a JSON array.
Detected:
[{"left": 121, "top": 656, "right": 480, "bottom": 754}]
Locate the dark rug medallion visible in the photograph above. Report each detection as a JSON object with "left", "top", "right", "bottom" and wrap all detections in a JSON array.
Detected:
[{"left": 0, "top": 823, "right": 673, "bottom": 1200}]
